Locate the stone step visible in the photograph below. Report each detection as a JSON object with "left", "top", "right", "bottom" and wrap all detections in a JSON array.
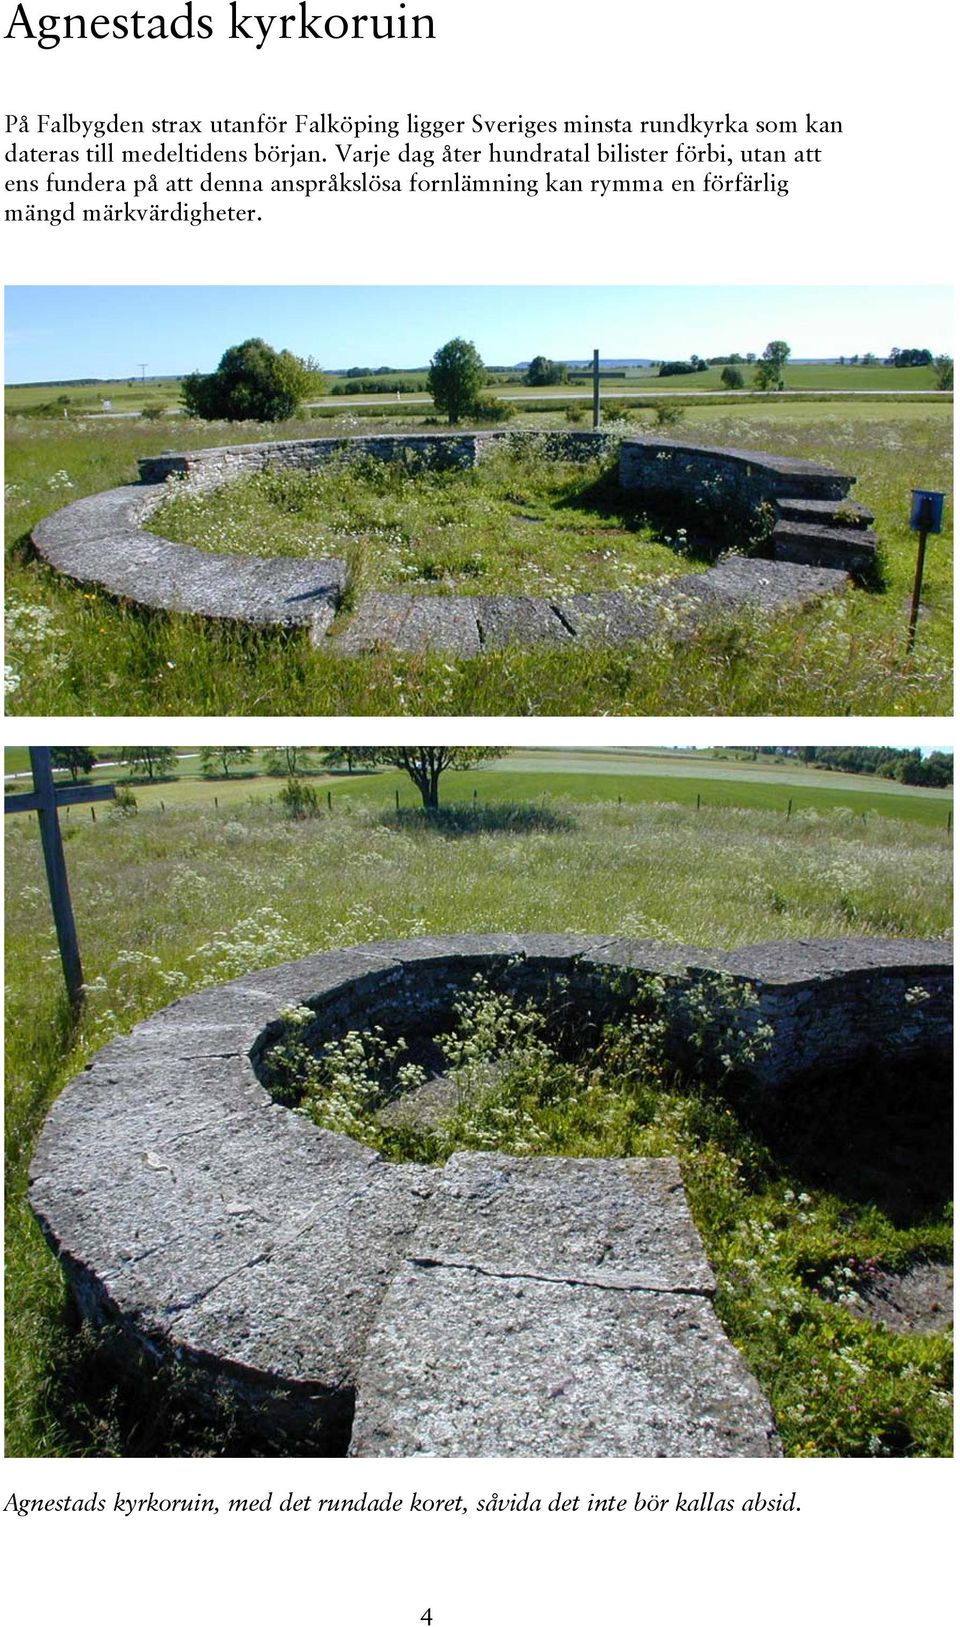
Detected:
[
  {"left": 770, "top": 467, "right": 855, "bottom": 501},
  {"left": 775, "top": 496, "right": 874, "bottom": 530},
  {"left": 349, "top": 1152, "right": 780, "bottom": 1457},
  {"left": 771, "top": 520, "right": 878, "bottom": 574}
]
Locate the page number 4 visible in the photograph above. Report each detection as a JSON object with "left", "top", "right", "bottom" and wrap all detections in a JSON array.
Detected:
[{"left": 421, "top": 1612, "right": 433, "bottom": 1625}]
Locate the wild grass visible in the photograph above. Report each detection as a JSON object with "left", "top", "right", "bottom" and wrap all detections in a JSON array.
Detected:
[
  {"left": 151, "top": 442, "right": 704, "bottom": 597},
  {"left": 4, "top": 794, "right": 951, "bottom": 1454},
  {"left": 4, "top": 402, "right": 952, "bottom": 715}
]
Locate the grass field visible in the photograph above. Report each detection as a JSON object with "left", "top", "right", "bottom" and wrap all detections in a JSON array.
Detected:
[
  {"left": 5, "top": 749, "right": 952, "bottom": 827},
  {"left": 5, "top": 400, "right": 952, "bottom": 715},
  {"left": 5, "top": 780, "right": 952, "bottom": 1456},
  {"left": 4, "top": 378, "right": 185, "bottom": 416},
  {"left": 6, "top": 362, "right": 945, "bottom": 417}
]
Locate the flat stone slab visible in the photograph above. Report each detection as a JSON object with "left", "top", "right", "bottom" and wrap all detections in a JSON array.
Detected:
[
  {"left": 325, "top": 558, "right": 848, "bottom": 656},
  {"left": 325, "top": 593, "right": 482, "bottom": 656},
  {"left": 33, "top": 485, "right": 345, "bottom": 629},
  {"left": 407, "top": 1152, "right": 715, "bottom": 1292},
  {"left": 350, "top": 1153, "right": 778, "bottom": 1457},
  {"left": 476, "top": 595, "right": 574, "bottom": 649}
]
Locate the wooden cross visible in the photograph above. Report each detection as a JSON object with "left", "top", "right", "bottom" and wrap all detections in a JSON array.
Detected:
[{"left": 5, "top": 747, "right": 116, "bottom": 1007}]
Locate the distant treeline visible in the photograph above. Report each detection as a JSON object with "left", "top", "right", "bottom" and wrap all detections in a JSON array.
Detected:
[
  {"left": 767, "top": 746, "right": 953, "bottom": 787},
  {"left": 329, "top": 379, "right": 424, "bottom": 394}
]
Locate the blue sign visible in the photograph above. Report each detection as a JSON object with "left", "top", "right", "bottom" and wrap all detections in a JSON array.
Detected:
[{"left": 910, "top": 490, "right": 945, "bottom": 533}]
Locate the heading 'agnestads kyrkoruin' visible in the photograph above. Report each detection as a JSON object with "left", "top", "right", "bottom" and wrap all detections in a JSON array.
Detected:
[{"left": 4, "top": 2, "right": 436, "bottom": 47}]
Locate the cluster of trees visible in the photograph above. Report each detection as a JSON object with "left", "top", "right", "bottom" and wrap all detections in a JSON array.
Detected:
[
  {"left": 171, "top": 328, "right": 955, "bottom": 426},
  {"left": 658, "top": 357, "right": 709, "bottom": 377},
  {"left": 525, "top": 356, "right": 569, "bottom": 387},
  {"left": 180, "top": 338, "right": 321, "bottom": 422},
  {"left": 179, "top": 334, "right": 527, "bottom": 425},
  {"left": 50, "top": 745, "right": 503, "bottom": 810},
  {"left": 840, "top": 348, "right": 951, "bottom": 387},
  {"left": 329, "top": 379, "right": 422, "bottom": 395},
  {"left": 889, "top": 348, "right": 933, "bottom": 368},
  {"left": 753, "top": 746, "right": 953, "bottom": 787}
]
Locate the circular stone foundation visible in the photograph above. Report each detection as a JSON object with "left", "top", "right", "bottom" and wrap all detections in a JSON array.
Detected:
[
  {"left": 29, "top": 934, "right": 950, "bottom": 1456},
  {"left": 31, "top": 433, "right": 875, "bottom": 655}
]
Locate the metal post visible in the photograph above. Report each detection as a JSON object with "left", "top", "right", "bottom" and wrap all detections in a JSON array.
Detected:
[
  {"left": 592, "top": 348, "right": 601, "bottom": 430},
  {"left": 29, "top": 748, "right": 84, "bottom": 1007},
  {"left": 907, "top": 529, "right": 929, "bottom": 652}
]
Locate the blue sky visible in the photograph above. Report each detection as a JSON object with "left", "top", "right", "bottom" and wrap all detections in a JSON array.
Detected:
[{"left": 4, "top": 285, "right": 951, "bottom": 382}]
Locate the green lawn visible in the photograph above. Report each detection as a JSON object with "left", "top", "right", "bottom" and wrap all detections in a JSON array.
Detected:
[
  {"left": 5, "top": 788, "right": 951, "bottom": 1455},
  {"left": 5, "top": 401, "right": 952, "bottom": 715}
]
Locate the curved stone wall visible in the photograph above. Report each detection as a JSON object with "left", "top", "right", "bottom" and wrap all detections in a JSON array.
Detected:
[
  {"left": 31, "top": 432, "right": 871, "bottom": 652},
  {"left": 29, "top": 934, "right": 950, "bottom": 1455}
]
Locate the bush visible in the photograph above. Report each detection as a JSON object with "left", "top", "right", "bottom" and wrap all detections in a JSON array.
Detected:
[
  {"left": 278, "top": 777, "right": 321, "bottom": 819},
  {"left": 140, "top": 405, "right": 165, "bottom": 420},
  {"left": 932, "top": 355, "right": 953, "bottom": 391},
  {"left": 720, "top": 366, "right": 745, "bottom": 390},
  {"left": 564, "top": 403, "right": 585, "bottom": 424},
  {"left": 110, "top": 786, "right": 138, "bottom": 817},
  {"left": 654, "top": 401, "right": 686, "bottom": 427},
  {"left": 474, "top": 398, "right": 514, "bottom": 424},
  {"left": 181, "top": 338, "right": 316, "bottom": 423}
]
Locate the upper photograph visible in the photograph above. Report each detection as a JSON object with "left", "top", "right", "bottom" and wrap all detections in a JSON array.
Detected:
[{"left": 5, "top": 284, "right": 952, "bottom": 718}]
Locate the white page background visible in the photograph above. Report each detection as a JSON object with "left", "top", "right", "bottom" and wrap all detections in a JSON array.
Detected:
[{"left": 1, "top": 3, "right": 956, "bottom": 1621}]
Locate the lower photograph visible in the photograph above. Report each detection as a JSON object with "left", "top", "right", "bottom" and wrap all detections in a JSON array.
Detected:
[{"left": 5, "top": 743, "right": 953, "bottom": 1458}]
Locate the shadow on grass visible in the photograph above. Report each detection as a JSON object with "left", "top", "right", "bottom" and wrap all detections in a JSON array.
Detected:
[
  {"left": 35, "top": 1320, "right": 349, "bottom": 1458},
  {"left": 8, "top": 528, "right": 38, "bottom": 566},
  {"left": 381, "top": 801, "right": 577, "bottom": 838},
  {"left": 555, "top": 468, "right": 724, "bottom": 562}
]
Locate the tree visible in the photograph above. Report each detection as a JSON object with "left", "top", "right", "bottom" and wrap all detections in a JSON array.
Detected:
[
  {"left": 526, "top": 356, "right": 568, "bottom": 387},
  {"left": 933, "top": 355, "right": 954, "bottom": 391},
  {"left": 50, "top": 747, "right": 96, "bottom": 782},
  {"left": 264, "top": 746, "right": 319, "bottom": 777},
  {"left": 428, "top": 337, "right": 487, "bottom": 424},
  {"left": 321, "top": 747, "right": 382, "bottom": 775},
  {"left": 754, "top": 339, "right": 790, "bottom": 391},
  {"left": 120, "top": 747, "right": 178, "bottom": 781},
  {"left": 181, "top": 337, "right": 317, "bottom": 423},
  {"left": 720, "top": 366, "right": 745, "bottom": 390},
  {"left": 200, "top": 747, "right": 254, "bottom": 778},
  {"left": 377, "top": 747, "right": 501, "bottom": 810}
]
